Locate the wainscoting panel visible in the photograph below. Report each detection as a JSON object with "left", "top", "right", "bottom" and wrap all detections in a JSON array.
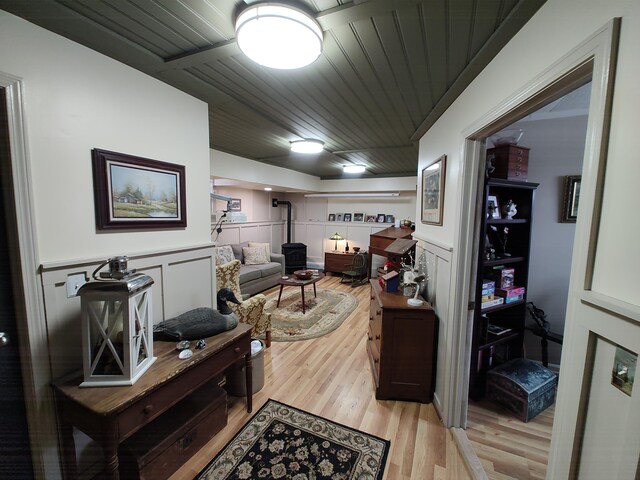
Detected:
[
  {"left": 40, "top": 244, "right": 217, "bottom": 380},
  {"left": 413, "top": 235, "right": 454, "bottom": 421}
]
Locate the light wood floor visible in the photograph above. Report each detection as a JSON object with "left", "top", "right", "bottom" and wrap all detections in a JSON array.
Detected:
[
  {"left": 169, "top": 275, "right": 472, "bottom": 480},
  {"left": 466, "top": 398, "right": 554, "bottom": 479}
]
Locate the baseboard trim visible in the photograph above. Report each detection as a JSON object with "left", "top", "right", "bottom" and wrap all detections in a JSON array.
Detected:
[{"left": 451, "top": 427, "right": 488, "bottom": 480}]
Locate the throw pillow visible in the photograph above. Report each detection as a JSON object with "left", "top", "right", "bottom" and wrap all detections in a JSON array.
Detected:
[
  {"left": 215, "top": 245, "right": 235, "bottom": 266},
  {"left": 243, "top": 246, "right": 269, "bottom": 265},
  {"left": 248, "top": 242, "right": 271, "bottom": 262}
]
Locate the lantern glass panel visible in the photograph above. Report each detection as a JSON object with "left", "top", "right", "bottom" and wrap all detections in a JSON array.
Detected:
[{"left": 87, "top": 299, "right": 126, "bottom": 377}]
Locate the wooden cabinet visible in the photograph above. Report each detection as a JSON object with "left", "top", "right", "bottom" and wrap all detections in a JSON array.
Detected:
[
  {"left": 469, "top": 178, "right": 539, "bottom": 399},
  {"left": 324, "top": 251, "right": 356, "bottom": 274},
  {"left": 367, "top": 280, "right": 438, "bottom": 403}
]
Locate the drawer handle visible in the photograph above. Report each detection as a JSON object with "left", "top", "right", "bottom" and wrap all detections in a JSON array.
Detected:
[
  {"left": 143, "top": 404, "right": 154, "bottom": 415},
  {"left": 234, "top": 347, "right": 241, "bottom": 354},
  {"left": 180, "top": 432, "right": 194, "bottom": 450}
]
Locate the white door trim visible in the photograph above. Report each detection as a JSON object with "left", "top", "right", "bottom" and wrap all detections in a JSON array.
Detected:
[
  {"left": 448, "top": 17, "right": 620, "bottom": 439},
  {"left": 1, "top": 72, "right": 58, "bottom": 479}
]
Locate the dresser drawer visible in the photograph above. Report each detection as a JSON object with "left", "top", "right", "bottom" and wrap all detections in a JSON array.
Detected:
[{"left": 118, "top": 336, "right": 247, "bottom": 438}]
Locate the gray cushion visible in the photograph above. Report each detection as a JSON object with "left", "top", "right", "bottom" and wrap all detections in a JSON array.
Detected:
[
  {"left": 239, "top": 265, "right": 261, "bottom": 284},
  {"left": 251, "top": 262, "right": 283, "bottom": 277},
  {"left": 231, "top": 242, "right": 250, "bottom": 262}
]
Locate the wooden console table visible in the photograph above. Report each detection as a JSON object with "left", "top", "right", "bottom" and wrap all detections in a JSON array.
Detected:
[
  {"left": 324, "top": 251, "right": 356, "bottom": 274},
  {"left": 53, "top": 323, "right": 253, "bottom": 479}
]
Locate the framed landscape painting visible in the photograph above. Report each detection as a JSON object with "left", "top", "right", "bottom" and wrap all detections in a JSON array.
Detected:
[
  {"left": 421, "top": 154, "right": 446, "bottom": 225},
  {"left": 92, "top": 149, "right": 186, "bottom": 230}
]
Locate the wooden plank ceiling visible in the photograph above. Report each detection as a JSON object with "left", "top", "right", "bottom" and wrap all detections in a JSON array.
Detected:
[{"left": 1, "top": 0, "right": 545, "bottom": 179}]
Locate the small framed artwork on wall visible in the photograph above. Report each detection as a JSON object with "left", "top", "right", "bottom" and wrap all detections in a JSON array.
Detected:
[
  {"left": 353, "top": 213, "right": 364, "bottom": 222},
  {"left": 421, "top": 154, "right": 446, "bottom": 225},
  {"left": 343, "top": 213, "right": 352, "bottom": 222},
  {"left": 328, "top": 213, "right": 336, "bottom": 221}
]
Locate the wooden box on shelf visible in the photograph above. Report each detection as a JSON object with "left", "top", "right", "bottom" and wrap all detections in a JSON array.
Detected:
[
  {"left": 367, "top": 280, "right": 438, "bottom": 403},
  {"left": 488, "top": 145, "right": 529, "bottom": 181}
]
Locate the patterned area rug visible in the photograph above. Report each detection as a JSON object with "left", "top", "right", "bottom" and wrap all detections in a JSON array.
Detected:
[
  {"left": 262, "top": 288, "right": 358, "bottom": 342},
  {"left": 196, "top": 399, "right": 390, "bottom": 480}
]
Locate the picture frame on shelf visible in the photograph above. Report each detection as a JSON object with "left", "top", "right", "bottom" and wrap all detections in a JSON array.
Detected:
[
  {"left": 353, "top": 213, "right": 364, "bottom": 222},
  {"left": 421, "top": 154, "right": 446, "bottom": 225},
  {"left": 366, "top": 214, "right": 377, "bottom": 223},
  {"left": 336, "top": 213, "right": 343, "bottom": 222},
  {"left": 487, "top": 195, "right": 501, "bottom": 219},
  {"left": 229, "top": 198, "right": 242, "bottom": 212},
  {"left": 91, "top": 148, "right": 186, "bottom": 230},
  {"left": 561, "top": 175, "right": 581, "bottom": 223},
  {"left": 376, "top": 213, "right": 385, "bottom": 223},
  {"left": 343, "top": 213, "right": 352, "bottom": 222},
  {"left": 385, "top": 214, "right": 394, "bottom": 223},
  {"left": 328, "top": 213, "right": 336, "bottom": 221}
]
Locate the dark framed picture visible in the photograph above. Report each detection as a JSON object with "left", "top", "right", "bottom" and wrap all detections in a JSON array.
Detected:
[
  {"left": 343, "top": 213, "right": 352, "bottom": 222},
  {"left": 229, "top": 198, "right": 242, "bottom": 212},
  {"left": 336, "top": 213, "right": 343, "bottom": 222},
  {"left": 561, "top": 175, "right": 581, "bottom": 223},
  {"left": 487, "top": 195, "right": 501, "bottom": 219},
  {"left": 421, "top": 154, "right": 446, "bottom": 225},
  {"left": 91, "top": 149, "right": 186, "bottom": 230},
  {"left": 366, "top": 214, "right": 377, "bottom": 223},
  {"left": 376, "top": 213, "right": 385, "bottom": 223},
  {"left": 328, "top": 213, "right": 336, "bottom": 221},
  {"left": 385, "top": 214, "right": 394, "bottom": 223},
  {"left": 353, "top": 213, "right": 364, "bottom": 222}
]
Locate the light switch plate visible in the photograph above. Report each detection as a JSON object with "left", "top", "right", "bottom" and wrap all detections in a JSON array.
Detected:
[{"left": 66, "top": 273, "right": 87, "bottom": 298}]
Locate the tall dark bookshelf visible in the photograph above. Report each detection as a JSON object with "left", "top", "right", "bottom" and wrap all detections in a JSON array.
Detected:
[{"left": 469, "top": 178, "right": 539, "bottom": 399}]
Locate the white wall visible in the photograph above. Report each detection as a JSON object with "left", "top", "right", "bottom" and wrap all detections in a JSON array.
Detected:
[{"left": 0, "top": 11, "right": 211, "bottom": 264}]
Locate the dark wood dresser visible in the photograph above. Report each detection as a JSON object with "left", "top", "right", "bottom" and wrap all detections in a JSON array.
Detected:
[
  {"left": 367, "top": 280, "right": 438, "bottom": 403},
  {"left": 324, "top": 251, "right": 356, "bottom": 274}
]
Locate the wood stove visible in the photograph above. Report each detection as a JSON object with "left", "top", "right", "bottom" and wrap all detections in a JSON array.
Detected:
[{"left": 282, "top": 243, "right": 307, "bottom": 274}]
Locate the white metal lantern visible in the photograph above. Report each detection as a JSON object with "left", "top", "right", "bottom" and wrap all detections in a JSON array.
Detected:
[{"left": 78, "top": 262, "right": 155, "bottom": 387}]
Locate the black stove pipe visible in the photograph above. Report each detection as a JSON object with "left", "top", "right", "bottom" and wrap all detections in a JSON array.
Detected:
[{"left": 272, "top": 199, "right": 292, "bottom": 244}]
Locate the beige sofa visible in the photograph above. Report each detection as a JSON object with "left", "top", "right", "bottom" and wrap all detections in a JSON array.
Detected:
[{"left": 216, "top": 242, "right": 285, "bottom": 296}]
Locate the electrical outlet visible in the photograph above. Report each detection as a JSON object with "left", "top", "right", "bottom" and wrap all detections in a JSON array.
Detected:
[{"left": 66, "top": 273, "right": 87, "bottom": 298}]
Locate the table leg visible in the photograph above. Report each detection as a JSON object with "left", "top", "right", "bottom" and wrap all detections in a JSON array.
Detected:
[
  {"left": 100, "top": 423, "right": 120, "bottom": 479},
  {"left": 313, "top": 282, "right": 317, "bottom": 297},
  {"left": 245, "top": 352, "right": 253, "bottom": 413},
  {"left": 59, "top": 420, "right": 78, "bottom": 479},
  {"left": 276, "top": 284, "right": 284, "bottom": 307},
  {"left": 301, "top": 286, "right": 306, "bottom": 314}
]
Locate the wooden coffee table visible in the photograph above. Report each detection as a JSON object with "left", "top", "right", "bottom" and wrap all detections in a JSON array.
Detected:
[{"left": 277, "top": 272, "right": 325, "bottom": 314}]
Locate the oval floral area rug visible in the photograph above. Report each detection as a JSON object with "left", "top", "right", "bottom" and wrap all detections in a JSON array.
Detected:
[{"left": 262, "top": 288, "right": 358, "bottom": 342}]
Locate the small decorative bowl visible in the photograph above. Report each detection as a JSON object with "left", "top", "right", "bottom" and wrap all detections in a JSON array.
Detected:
[
  {"left": 294, "top": 270, "right": 313, "bottom": 280},
  {"left": 352, "top": 247, "right": 361, "bottom": 253}
]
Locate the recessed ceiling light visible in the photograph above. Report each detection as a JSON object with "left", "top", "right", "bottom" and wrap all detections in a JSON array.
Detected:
[
  {"left": 264, "top": 187, "right": 272, "bottom": 191},
  {"left": 290, "top": 139, "right": 324, "bottom": 154},
  {"left": 343, "top": 164, "right": 366, "bottom": 174},
  {"left": 235, "top": 3, "right": 323, "bottom": 70}
]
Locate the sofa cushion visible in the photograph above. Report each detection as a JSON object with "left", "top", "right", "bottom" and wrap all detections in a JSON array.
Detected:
[
  {"left": 239, "top": 265, "right": 261, "bottom": 284},
  {"left": 243, "top": 246, "right": 269, "bottom": 265},
  {"left": 215, "top": 245, "right": 235, "bottom": 266},
  {"left": 231, "top": 242, "right": 249, "bottom": 263},
  {"left": 251, "top": 262, "right": 282, "bottom": 277},
  {"left": 248, "top": 242, "right": 271, "bottom": 261}
]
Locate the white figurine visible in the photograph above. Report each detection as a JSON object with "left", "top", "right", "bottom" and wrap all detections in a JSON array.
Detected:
[{"left": 503, "top": 200, "right": 517, "bottom": 220}]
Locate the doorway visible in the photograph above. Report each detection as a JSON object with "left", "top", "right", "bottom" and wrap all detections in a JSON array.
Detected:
[
  {"left": 0, "top": 88, "right": 34, "bottom": 478},
  {"left": 464, "top": 81, "right": 592, "bottom": 478}
]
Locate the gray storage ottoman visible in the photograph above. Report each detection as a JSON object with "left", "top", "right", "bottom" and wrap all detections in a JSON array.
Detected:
[{"left": 486, "top": 358, "right": 557, "bottom": 422}]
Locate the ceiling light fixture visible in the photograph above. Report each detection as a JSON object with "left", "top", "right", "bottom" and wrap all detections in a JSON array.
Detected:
[
  {"left": 290, "top": 139, "right": 324, "bottom": 154},
  {"left": 264, "top": 187, "right": 272, "bottom": 191},
  {"left": 235, "top": 3, "right": 323, "bottom": 70},
  {"left": 343, "top": 164, "right": 366, "bottom": 174}
]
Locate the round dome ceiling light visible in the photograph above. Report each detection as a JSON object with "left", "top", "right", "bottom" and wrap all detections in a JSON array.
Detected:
[
  {"left": 343, "top": 164, "right": 366, "bottom": 174},
  {"left": 235, "top": 3, "right": 323, "bottom": 70},
  {"left": 290, "top": 139, "right": 324, "bottom": 154}
]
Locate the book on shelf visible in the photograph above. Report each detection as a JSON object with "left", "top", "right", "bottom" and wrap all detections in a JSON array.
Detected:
[
  {"left": 487, "top": 323, "right": 513, "bottom": 336},
  {"left": 481, "top": 297, "right": 504, "bottom": 309}
]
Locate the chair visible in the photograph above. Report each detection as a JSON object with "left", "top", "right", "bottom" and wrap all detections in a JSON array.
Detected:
[
  {"left": 341, "top": 252, "right": 368, "bottom": 287},
  {"left": 216, "top": 259, "right": 272, "bottom": 347}
]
